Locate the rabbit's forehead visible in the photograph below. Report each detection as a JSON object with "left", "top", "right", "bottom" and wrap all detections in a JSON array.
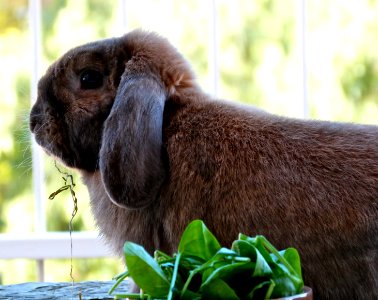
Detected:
[
  {"left": 59, "top": 49, "right": 109, "bottom": 73},
  {"left": 56, "top": 37, "right": 117, "bottom": 71}
]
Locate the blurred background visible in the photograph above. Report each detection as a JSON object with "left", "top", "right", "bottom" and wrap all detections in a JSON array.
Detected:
[{"left": 0, "top": 0, "right": 377, "bottom": 285}]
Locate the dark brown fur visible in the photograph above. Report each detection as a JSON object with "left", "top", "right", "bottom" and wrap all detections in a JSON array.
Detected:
[{"left": 30, "top": 30, "right": 378, "bottom": 299}]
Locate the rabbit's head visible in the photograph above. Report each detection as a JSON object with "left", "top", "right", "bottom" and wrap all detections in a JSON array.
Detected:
[{"left": 30, "top": 30, "right": 196, "bottom": 209}]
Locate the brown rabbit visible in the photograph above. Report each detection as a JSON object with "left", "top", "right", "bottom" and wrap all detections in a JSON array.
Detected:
[{"left": 30, "top": 29, "right": 377, "bottom": 299}]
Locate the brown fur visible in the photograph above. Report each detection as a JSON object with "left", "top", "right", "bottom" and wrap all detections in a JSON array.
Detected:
[{"left": 30, "top": 30, "right": 378, "bottom": 299}]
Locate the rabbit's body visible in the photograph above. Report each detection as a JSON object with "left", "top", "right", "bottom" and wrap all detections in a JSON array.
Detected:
[{"left": 30, "top": 30, "right": 378, "bottom": 299}]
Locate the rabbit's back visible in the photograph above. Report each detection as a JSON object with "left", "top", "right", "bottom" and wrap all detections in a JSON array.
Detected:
[{"left": 159, "top": 95, "right": 378, "bottom": 299}]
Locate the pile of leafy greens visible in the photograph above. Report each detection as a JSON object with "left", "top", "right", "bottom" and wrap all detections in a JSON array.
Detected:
[{"left": 109, "top": 220, "right": 303, "bottom": 300}]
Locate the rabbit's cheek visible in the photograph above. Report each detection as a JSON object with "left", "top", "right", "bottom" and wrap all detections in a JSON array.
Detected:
[
  {"left": 59, "top": 101, "right": 113, "bottom": 171},
  {"left": 66, "top": 120, "right": 102, "bottom": 171}
]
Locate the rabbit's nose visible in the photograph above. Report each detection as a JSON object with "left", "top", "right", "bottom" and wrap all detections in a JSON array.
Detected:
[{"left": 29, "top": 104, "right": 42, "bottom": 133}]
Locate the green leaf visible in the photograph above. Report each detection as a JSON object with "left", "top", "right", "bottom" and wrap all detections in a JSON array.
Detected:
[
  {"left": 246, "top": 279, "right": 275, "bottom": 300},
  {"left": 270, "top": 261, "right": 304, "bottom": 297},
  {"left": 232, "top": 240, "right": 272, "bottom": 277},
  {"left": 201, "top": 278, "right": 241, "bottom": 300},
  {"left": 180, "top": 248, "right": 238, "bottom": 297},
  {"left": 124, "top": 242, "right": 170, "bottom": 298},
  {"left": 114, "top": 223, "right": 304, "bottom": 300},
  {"left": 276, "top": 248, "right": 302, "bottom": 280},
  {"left": 201, "top": 248, "right": 240, "bottom": 282},
  {"left": 178, "top": 255, "right": 205, "bottom": 270},
  {"left": 270, "top": 264, "right": 298, "bottom": 298},
  {"left": 178, "top": 220, "right": 221, "bottom": 261},
  {"left": 269, "top": 247, "right": 303, "bottom": 296},
  {"left": 180, "top": 289, "right": 202, "bottom": 300},
  {"left": 238, "top": 234, "right": 274, "bottom": 264},
  {"left": 239, "top": 234, "right": 303, "bottom": 297},
  {"left": 232, "top": 239, "right": 256, "bottom": 257},
  {"left": 154, "top": 249, "right": 173, "bottom": 262},
  {"left": 201, "top": 260, "right": 253, "bottom": 294}
]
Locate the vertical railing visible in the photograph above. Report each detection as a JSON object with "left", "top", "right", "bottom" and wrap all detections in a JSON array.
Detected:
[
  {"left": 297, "top": 0, "right": 309, "bottom": 118},
  {"left": 29, "top": 0, "right": 46, "bottom": 282},
  {"left": 208, "top": 0, "right": 220, "bottom": 97},
  {"left": 119, "top": 0, "right": 128, "bottom": 35}
]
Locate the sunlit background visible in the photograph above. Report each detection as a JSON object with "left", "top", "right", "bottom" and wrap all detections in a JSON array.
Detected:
[{"left": 0, "top": 0, "right": 377, "bottom": 285}]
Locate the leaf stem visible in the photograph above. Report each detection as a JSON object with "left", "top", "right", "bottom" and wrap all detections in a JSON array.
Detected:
[
  {"left": 113, "top": 293, "right": 147, "bottom": 299},
  {"left": 108, "top": 271, "right": 130, "bottom": 295},
  {"left": 167, "top": 253, "right": 181, "bottom": 300}
]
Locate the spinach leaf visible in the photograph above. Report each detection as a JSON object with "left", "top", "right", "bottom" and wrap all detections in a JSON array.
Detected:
[
  {"left": 110, "top": 220, "right": 305, "bottom": 300},
  {"left": 201, "top": 248, "right": 241, "bottom": 282},
  {"left": 246, "top": 279, "right": 275, "bottom": 299},
  {"left": 275, "top": 248, "right": 303, "bottom": 280},
  {"left": 231, "top": 240, "right": 272, "bottom": 277},
  {"left": 270, "top": 263, "right": 299, "bottom": 298},
  {"left": 178, "top": 220, "right": 221, "bottom": 261},
  {"left": 238, "top": 234, "right": 303, "bottom": 295},
  {"left": 201, "top": 278, "right": 241, "bottom": 300},
  {"left": 238, "top": 234, "right": 274, "bottom": 264},
  {"left": 201, "top": 260, "right": 255, "bottom": 298},
  {"left": 123, "top": 242, "right": 171, "bottom": 298}
]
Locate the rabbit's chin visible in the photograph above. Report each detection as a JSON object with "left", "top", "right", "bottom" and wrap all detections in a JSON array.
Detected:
[
  {"left": 39, "top": 144, "right": 99, "bottom": 172},
  {"left": 36, "top": 140, "right": 93, "bottom": 172},
  {"left": 33, "top": 138, "right": 73, "bottom": 168},
  {"left": 45, "top": 150, "right": 76, "bottom": 170}
]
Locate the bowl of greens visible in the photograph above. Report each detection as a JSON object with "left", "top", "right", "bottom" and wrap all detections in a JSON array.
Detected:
[{"left": 109, "top": 220, "right": 312, "bottom": 300}]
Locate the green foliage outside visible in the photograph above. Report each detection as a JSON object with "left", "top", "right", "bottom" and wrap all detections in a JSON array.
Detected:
[{"left": 0, "top": 0, "right": 377, "bottom": 285}]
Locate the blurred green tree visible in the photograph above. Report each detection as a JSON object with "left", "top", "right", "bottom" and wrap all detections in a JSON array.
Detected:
[{"left": 0, "top": 0, "right": 28, "bottom": 33}]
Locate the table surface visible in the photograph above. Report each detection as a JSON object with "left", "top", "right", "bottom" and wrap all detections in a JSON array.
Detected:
[{"left": 0, "top": 280, "right": 130, "bottom": 300}]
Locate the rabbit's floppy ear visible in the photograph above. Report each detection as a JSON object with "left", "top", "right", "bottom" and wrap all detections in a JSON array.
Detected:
[{"left": 99, "top": 73, "right": 167, "bottom": 209}]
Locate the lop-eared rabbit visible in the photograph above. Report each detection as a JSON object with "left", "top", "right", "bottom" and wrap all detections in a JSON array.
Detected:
[{"left": 30, "top": 30, "right": 377, "bottom": 299}]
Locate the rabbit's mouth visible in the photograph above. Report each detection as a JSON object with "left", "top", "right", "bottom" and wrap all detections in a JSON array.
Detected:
[
  {"left": 30, "top": 117, "right": 77, "bottom": 168},
  {"left": 29, "top": 102, "right": 82, "bottom": 171}
]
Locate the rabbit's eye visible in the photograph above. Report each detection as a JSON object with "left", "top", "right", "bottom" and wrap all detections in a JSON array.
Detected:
[{"left": 80, "top": 69, "right": 103, "bottom": 90}]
